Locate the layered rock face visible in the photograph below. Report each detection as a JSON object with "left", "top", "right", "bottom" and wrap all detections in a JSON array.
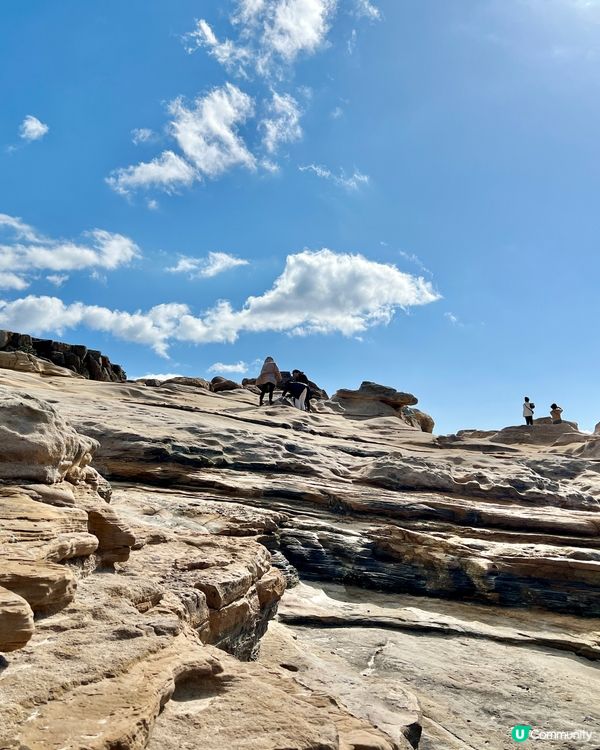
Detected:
[
  {"left": 0, "top": 329, "right": 126, "bottom": 381},
  {"left": 1, "top": 363, "right": 599, "bottom": 749}
]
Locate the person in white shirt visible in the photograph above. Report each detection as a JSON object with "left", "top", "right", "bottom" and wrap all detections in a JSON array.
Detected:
[{"left": 523, "top": 396, "right": 534, "bottom": 426}]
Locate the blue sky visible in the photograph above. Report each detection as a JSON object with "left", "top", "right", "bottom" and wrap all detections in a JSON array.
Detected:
[{"left": 1, "top": 0, "right": 599, "bottom": 433}]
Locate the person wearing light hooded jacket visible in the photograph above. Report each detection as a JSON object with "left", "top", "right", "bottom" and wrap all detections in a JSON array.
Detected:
[{"left": 255, "top": 357, "right": 282, "bottom": 406}]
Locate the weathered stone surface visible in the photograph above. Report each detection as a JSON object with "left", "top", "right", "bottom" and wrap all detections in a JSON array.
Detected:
[
  {"left": 332, "top": 381, "right": 434, "bottom": 432},
  {"left": 161, "top": 376, "right": 211, "bottom": 390},
  {"left": 0, "top": 586, "right": 34, "bottom": 652},
  {"left": 0, "top": 350, "right": 77, "bottom": 378},
  {"left": 1, "top": 367, "right": 600, "bottom": 749}
]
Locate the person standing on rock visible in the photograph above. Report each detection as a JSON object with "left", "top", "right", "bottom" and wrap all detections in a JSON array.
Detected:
[
  {"left": 256, "top": 357, "right": 282, "bottom": 406},
  {"left": 550, "top": 403, "right": 564, "bottom": 424},
  {"left": 523, "top": 397, "right": 535, "bottom": 426}
]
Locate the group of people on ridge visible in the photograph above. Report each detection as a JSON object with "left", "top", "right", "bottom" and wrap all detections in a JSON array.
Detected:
[
  {"left": 523, "top": 397, "right": 564, "bottom": 426},
  {"left": 255, "top": 357, "right": 313, "bottom": 411}
]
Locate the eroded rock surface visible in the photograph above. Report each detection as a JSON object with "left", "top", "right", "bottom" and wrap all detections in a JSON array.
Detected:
[{"left": 1, "top": 364, "right": 599, "bottom": 748}]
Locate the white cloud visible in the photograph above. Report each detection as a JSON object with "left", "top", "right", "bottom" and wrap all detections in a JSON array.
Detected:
[
  {"left": 106, "top": 150, "right": 198, "bottom": 196},
  {"left": 109, "top": 85, "right": 255, "bottom": 196},
  {"left": 134, "top": 372, "right": 184, "bottom": 381},
  {"left": 131, "top": 128, "right": 155, "bottom": 144},
  {"left": 169, "top": 84, "right": 256, "bottom": 177},
  {"left": 0, "top": 250, "right": 439, "bottom": 355},
  {"left": 168, "top": 251, "right": 249, "bottom": 278},
  {"left": 183, "top": 19, "right": 251, "bottom": 76},
  {"left": 207, "top": 360, "right": 248, "bottom": 374},
  {"left": 353, "top": 0, "right": 381, "bottom": 21},
  {"left": 0, "top": 214, "right": 140, "bottom": 289},
  {"left": 330, "top": 106, "right": 344, "bottom": 119},
  {"left": 147, "top": 199, "right": 159, "bottom": 211},
  {"left": 299, "top": 163, "right": 369, "bottom": 190},
  {"left": 46, "top": 274, "right": 68, "bottom": 287},
  {"left": 261, "top": 92, "right": 302, "bottom": 153},
  {"left": 261, "top": 0, "right": 338, "bottom": 69},
  {"left": 186, "top": 0, "right": 338, "bottom": 78},
  {"left": 19, "top": 115, "right": 49, "bottom": 142},
  {"left": 0, "top": 272, "right": 29, "bottom": 290}
]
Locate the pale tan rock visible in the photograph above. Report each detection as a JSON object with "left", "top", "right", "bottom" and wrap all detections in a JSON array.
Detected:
[
  {"left": 0, "top": 350, "right": 78, "bottom": 378},
  {"left": 0, "top": 558, "right": 76, "bottom": 612},
  {"left": 0, "top": 387, "right": 99, "bottom": 483},
  {"left": 0, "top": 586, "right": 34, "bottom": 652}
]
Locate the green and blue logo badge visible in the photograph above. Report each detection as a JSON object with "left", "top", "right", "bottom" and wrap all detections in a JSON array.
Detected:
[{"left": 511, "top": 725, "right": 532, "bottom": 743}]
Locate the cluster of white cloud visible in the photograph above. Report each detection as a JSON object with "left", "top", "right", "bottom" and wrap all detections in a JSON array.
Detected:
[
  {"left": 299, "top": 163, "right": 369, "bottom": 190},
  {"left": 168, "top": 251, "right": 249, "bottom": 279},
  {"left": 107, "top": 84, "right": 257, "bottom": 195},
  {"left": 207, "top": 360, "right": 248, "bottom": 374},
  {"left": 0, "top": 214, "right": 140, "bottom": 290},
  {"left": 107, "top": 0, "right": 380, "bottom": 199},
  {"left": 185, "top": 0, "right": 338, "bottom": 78},
  {"left": 19, "top": 115, "right": 49, "bottom": 142},
  {"left": 0, "top": 249, "right": 439, "bottom": 355}
]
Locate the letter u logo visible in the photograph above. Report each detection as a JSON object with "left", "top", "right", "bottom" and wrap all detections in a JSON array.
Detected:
[{"left": 511, "top": 725, "right": 532, "bottom": 742}]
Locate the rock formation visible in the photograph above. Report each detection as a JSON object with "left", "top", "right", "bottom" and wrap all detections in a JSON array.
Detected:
[
  {"left": 0, "top": 330, "right": 126, "bottom": 381},
  {"left": 332, "top": 381, "right": 435, "bottom": 432},
  {"left": 1, "top": 361, "right": 599, "bottom": 749}
]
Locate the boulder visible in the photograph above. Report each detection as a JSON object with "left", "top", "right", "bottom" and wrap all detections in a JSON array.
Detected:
[
  {"left": 332, "top": 381, "right": 434, "bottom": 431},
  {"left": 0, "top": 388, "right": 99, "bottom": 483},
  {"left": 211, "top": 376, "right": 242, "bottom": 393}
]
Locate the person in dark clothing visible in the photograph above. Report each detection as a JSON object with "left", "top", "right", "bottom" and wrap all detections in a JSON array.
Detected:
[
  {"left": 281, "top": 379, "right": 309, "bottom": 411},
  {"left": 291, "top": 370, "right": 313, "bottom": 411},
  {"left": 292, "top": 369, "right": 309, "bottom": 385}
]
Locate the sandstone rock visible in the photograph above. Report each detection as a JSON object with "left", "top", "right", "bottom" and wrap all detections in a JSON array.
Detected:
[
  {"left": 0, "top": 388, "right": 99, "bottom": 483},
  {"left": 332, "top": 381, "right": 434, "bottom": 432},
  {"left": 161, "top": 376, "right": 211, "bottom": 390},
  {"left": 0, "top": 350, "right": 77, "bottom": 378},
  {"left": 0, "top": 586, "right": 34, "bottom": 652},
  {"left": 211, "top": 376, "right": 242, "bottom": 392}
]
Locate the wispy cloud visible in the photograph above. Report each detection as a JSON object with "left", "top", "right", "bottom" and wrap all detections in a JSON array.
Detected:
[
  {"left": 107, "top": 150, "right": 197, "bottom": 196},
  {"left": 207, "top": 360, "right": 248, "bottom": 374},
  {"left": 0, "top": 249, "right": 439, "bottom": 356},
  {"left": 167, "top": 251, "right": 249, "bottom": 279},
  {"left": 131, "top": 128, "right": 155, "bottom": 145},
  {"left": 0, "top": 214, "right": 140, "bottom": 290},
  {"left": 19, "top": 115, "right": 49, "bottom": 142},
  {"left": 353, "top": 0, "right": 381, "bottom": 21},
  {"left": 46, "top": 274, "right": 68, "bottom": 287},
  {"left": 185, "top": 0, "right": 338, "bottom": 79},
  {"left": 299, "top": 163, "right": 369, "bottom": 190},
  {"left": 261, "top": 92, "right": 302, "bottom": 153},
  {"left": 108, "top": 84, "right": 256, "bottom": 196}
]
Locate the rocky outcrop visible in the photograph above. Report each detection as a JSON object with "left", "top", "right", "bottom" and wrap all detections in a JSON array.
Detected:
[
  {"left": 2, "top": 366, "right": 600, "bottom": 749},
  {"left": 211, "top": 376, "right": 242, "bottom": 392},
  {"left": 332, "top": 381, "right": 435, "bottom": 432},
  {"left": 0, "top": 329, "right": 126, "bottom": 381}
]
